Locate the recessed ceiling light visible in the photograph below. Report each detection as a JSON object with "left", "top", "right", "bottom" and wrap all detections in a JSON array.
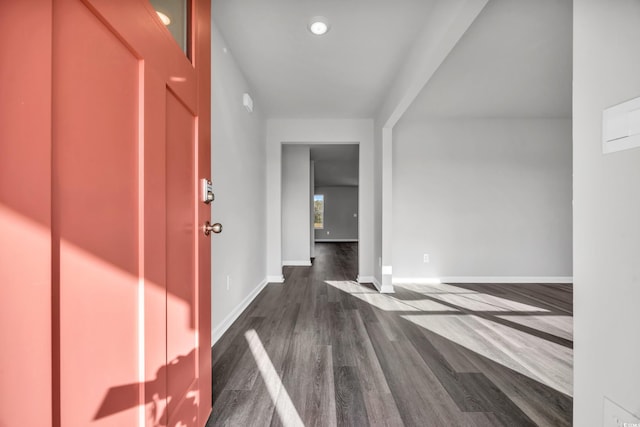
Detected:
[
  {"left": 309, "top": 16, "right": 329, "bottom": 36},
  {"left": 156, "top": 11, "right": 171, "bottom": 26}
]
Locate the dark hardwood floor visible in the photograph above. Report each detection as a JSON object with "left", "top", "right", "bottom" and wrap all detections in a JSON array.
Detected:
[{"left": 207, "top": 243, "right": 573, "bottom": 426}]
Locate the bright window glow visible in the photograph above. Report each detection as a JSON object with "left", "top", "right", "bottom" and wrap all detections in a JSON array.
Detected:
[{"left": 314, "top": 194, "right": 324, "bottom": 229}]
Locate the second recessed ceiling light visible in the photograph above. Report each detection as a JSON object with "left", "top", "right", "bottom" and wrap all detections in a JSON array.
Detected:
[
  {"left": 309, "top": 16, "right": 330, "bottom": 36},
  {"left": 156, "top": 11, "right": 171, "bottom": 26}
]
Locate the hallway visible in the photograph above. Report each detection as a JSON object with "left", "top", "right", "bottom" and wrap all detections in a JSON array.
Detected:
[{"left": 208, "top": 243, "right": 572, "bottom": 426}]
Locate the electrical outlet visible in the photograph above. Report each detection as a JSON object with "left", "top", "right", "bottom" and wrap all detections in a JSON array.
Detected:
[
  {"left": 226, "top": 275, "right": 230, "bottom": 291},
  {"left": 604, "top": 397, "right": 640, "bottom": 427},
  {"left": 423, "top": 254, "right": 430, "bottom": 263},
  {"left": 326, "top": 230, "right": 330, "bottom": 235}
]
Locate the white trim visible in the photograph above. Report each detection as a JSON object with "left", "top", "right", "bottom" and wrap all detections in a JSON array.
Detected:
[
  {"left": 359, "top": 275, "right": 394, "bottom": 293},
  {"left": 380, "top": 284, "right": 395, "bottom": 293},
  {"left": 267, "top": 275, "right": 285, "bottom": 283},
  {"left": 392, "top": 277, "right": 442, "bottom": 285},
  {"left": 212, "top": 278, "right": 270, "bottom": 345},
  {"left": 282, "top": 260, "right": 312, "bottom": 266},
  {"left": 315, "top": 239, "right": 359, "bottom": 242},
  {"left": 392, "top": 276, "right": 574, "bottom": 284}
]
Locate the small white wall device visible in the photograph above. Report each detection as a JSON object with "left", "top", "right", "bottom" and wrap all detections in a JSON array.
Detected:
[{"left": 243, "top": 93, "right": 253, "bottom": 113}]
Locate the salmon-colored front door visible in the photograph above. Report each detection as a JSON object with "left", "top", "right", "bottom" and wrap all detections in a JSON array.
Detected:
[{"left": 0, "top": 0, "right": 211, "bottom": 426}]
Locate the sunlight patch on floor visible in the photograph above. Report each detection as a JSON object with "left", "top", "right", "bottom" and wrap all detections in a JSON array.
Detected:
[
  {"left": 325, "top": 281, "right": 425, "bottom": 312},
  {"left": 325, "top": 280, "right": 456, "bottom": 313},
  {"left": 400, "top": 283, "right": 551, "bottom": 313},
  {"left": 323, "top": 280, "right": 572, "bottom": 396},
  {"left": 496, "top": 314, "right": 573, "bottom": 341},
  {"left": 324, "top": 280, "right": 373, "bottom": 294},
  {"left": 402, "top": 313, "right": 573, "bottom": 396},
  {"left": 245, "top": 329, "right": 304, "bottom": 427}
]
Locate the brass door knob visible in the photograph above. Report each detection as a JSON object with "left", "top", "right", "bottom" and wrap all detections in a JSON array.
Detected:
[{"left": 204, "top": 221, "right": 222, "bottom": 236}]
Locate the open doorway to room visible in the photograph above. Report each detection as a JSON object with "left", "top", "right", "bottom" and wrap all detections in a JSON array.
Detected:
[
  {"left": 281, "top": 143, "right": 359, "bottom": 278},
  {"left": 310, "top": 144, "right": 359, "bottom": 261}
]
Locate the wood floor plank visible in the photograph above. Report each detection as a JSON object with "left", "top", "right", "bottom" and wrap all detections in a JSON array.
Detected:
[
  {"left": 209, "top": 389, "right": 273, "bottom": 427},
  {"left": 303, "top": 345, "right": 337, "bottom": 427},
  {"left": 334, "top": 366, "right": 368, "bottom": 427},
  {"left": 223, "top": 316, "right": 268, "bottom": 391},
  {"left": 361, "top": 391, "right": 404, "bottom": 427},
  {"left": 212, "top": 316, "right": 265, "bottom": 402},
  {"left": 456, "top": 372, "right": 536, "bottom": 426},
  {"left": 329, "top": 302, "right": 357, "bottom": 368},
  {"left": 269, "top": 332, "right": 314, "bottom": 427}
]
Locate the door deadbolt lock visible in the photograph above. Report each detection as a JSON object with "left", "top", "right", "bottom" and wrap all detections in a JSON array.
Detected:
[
  {"left": 201, "top": 179, "right": 215, "bottom": 204},
  {"left": 204, "top": 221, "right": 222, "bottom": 236}
]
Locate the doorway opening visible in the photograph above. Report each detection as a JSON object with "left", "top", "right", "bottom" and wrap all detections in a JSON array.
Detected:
[{"left": 281, "top": 143, "right": 359, "bottom": 279}]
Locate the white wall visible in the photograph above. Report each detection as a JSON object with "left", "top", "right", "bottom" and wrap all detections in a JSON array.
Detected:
[
  {"left": 371, "top": 0, "right": 489, "bottom": 292},
  {"left": 574, "top": 0, "right": 640, "bottom": 424},
  {"left": 282, "top": 145, "right": 310, "bottom": 265},
  {"left": 314, "top": 186, "right": 358, "bottom": 241},
  {"left": 266, "top": 119, "right": 374, "bottom": 282},
  {"left": 210, "top": 23, "right": 267, "bottom": 342},
  {"left": 393, "top": 119, "right": 572, "bottom": 281}
]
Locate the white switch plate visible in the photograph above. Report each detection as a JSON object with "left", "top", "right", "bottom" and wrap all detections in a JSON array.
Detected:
[
  {"left": 603, "top": 397, "right": 640, "bottom": 427},
  {"left": 423, "top": 254, "right": 430, "bottom": 263}
]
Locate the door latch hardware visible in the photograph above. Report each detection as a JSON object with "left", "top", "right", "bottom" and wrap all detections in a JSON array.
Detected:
[
  {"left": 204, "top": 221, "right": 222, "bottom": 236},
  {"left": 201, "top": 179, "right": 215, "bottom": 204}
]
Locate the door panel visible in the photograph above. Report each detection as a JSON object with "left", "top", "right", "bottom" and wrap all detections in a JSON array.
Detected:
[
  {"left": 165, "top": 89, "right": 197, "bottom": 425},
  {"left": 0, "top": 3, "right": 53, "bottom": 426},
  {"left": 53, "top": 1, "right": 140, "bottom": 425},
  {"left": 143, "top": 70, "right": 169, "bottom": 427}
]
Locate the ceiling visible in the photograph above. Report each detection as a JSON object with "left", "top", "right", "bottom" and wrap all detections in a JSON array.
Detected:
[
  {"left": 213, "top": 0, "right": 572, "bottom": 122},
  {"left": 402, "top": 0, "right": 572, "bottom": 121},
  {"left": 310, "top": 145, "right": 359, "bottom": 187},
  {"left": 212, "top": 0, "right": 437, "bottom": 118}
]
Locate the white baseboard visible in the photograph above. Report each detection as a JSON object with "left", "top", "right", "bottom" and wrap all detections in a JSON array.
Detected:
[
  {"left": 392, "top": 277, "right": 442, "bottom": 285},
  {"left": 392, "top": 276, "right": 574, "bottom": 285},
  {"left": 211, "top": 278, "right": 269, "bottom": 345},
  {"left": 315, "top": 239, "right": 359, "bottom": 242},
  {"left": 357, "top": 275, "right": 376, "bottom": 284},
  {"left": 267, "top": 275, "right": 285, "bottom": 283},
  {"left": 359, "top": 276, "right": 394, "bottom": 293},
  {"left": 379, "top": 278, "right": 395, "bottom": 293},
  {"left": 282, "top": 260, "right": 312, "bottom": 266}
]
